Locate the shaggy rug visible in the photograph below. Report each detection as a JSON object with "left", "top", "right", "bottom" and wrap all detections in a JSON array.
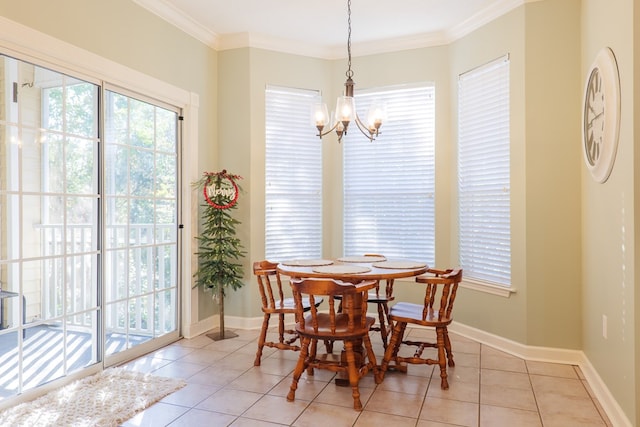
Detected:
[{"left": 0, "top": 368, "right": 186, "bottom": 427}]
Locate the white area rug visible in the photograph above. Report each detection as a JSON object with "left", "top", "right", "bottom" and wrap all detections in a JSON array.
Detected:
[{"left": 0, "top": 368, "right": 186, "bottom": 427}]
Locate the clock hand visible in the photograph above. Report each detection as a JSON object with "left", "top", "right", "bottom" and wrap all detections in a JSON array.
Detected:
[{"left": 588, "top": 111, "right": 604, "bottom": 125}]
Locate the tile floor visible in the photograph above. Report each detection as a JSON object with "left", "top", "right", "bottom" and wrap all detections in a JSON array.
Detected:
[{"left": 120, "top": 327, "right": 612, "bottom": 427}]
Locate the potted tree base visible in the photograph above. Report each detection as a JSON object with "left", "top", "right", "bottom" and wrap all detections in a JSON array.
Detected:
[{"left": 193, "top": 170, "right": 246, "bottom": 341}]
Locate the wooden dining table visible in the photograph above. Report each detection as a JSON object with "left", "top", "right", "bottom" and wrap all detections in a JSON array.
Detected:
[{"left": 277, "top": 256, "right": 429, "bottom": 385}]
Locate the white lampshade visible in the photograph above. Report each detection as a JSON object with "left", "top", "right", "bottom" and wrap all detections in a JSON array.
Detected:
[
  {"left": 311, "top": 103, "right": 330, "bottom": 127},
  {"left": 335, "top": 96, "right": 355, "bottom": 123}
]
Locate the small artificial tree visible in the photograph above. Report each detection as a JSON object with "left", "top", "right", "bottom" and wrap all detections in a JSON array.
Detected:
[{"left": 193, "top": 170, "right": 246, "bottom": 340}]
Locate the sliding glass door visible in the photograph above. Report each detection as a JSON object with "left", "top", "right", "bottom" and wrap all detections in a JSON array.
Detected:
[{"left": 0, "top": 55, "right": 180, "bottom": 400}]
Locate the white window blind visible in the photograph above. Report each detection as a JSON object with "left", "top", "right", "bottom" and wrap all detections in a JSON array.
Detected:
[
  {"left": 265, "top": 86, "right": 322, "bottom": 261},
  {"left": 457, "top": 55, "right": 511, "bottom": 286},
  {"left": 343, "top": 84, "right": 435, "bottom": 264}
]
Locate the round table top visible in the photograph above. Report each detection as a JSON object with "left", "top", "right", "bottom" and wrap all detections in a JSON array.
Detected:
[{"left": 277, "top": 258, "right": 429, "bottom": 282}]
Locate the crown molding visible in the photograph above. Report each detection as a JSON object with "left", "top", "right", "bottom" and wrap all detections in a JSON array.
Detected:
[
  {"left": 134, "top": 0, "right": 540, "bottom": 58},
  {"left": 132, "top": 0, "right": 218, "bottom": 48}
]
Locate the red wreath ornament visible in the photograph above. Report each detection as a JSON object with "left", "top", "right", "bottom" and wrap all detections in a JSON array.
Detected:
[{"left": 202, "top": 170, "right": 242, "bottom": 209}]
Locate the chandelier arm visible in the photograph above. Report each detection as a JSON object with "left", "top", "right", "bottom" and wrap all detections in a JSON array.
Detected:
[
  {"left": 353, "top": 115, "right": 376, "bottom": 141},
  {"left": 317, "top": 121, "right": 341, "bottom": 138}
]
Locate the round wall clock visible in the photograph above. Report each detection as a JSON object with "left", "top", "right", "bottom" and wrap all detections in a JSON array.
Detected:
[{"left": 582, "top": 47, "right": 621, "bottom": 183}]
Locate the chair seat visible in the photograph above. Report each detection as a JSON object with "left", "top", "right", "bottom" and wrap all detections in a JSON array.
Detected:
[
  {"left": 265, "top": 296, "right": 323, "bottom": 313},
  {"left": 366, "top": 292, "right": 394, "bottom": 303},
  {"left": 296, "top": 314, "right": 376, "bottom": 339},
  {"left": 389, "top": 302, "right": 453, "bottom": 326}
]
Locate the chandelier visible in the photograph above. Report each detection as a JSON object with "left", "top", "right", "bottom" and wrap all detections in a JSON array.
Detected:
[{"left": 312, "top": 0, "right": 387, "bottom": 143}]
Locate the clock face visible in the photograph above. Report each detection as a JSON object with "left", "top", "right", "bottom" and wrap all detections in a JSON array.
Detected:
[
  {"left": 583, "top": 67, "right": 604, "bottom": 167},
  {"left": 582, "top": 47, "right": 620, "bottom": 183}
]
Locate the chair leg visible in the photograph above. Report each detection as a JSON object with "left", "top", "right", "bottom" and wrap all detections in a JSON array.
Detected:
[
  {"left": 254, "top": 313, "right": 270, "bottom": 366},
  {"left": 278, "top": 313, "right": 286, "bottom": 344},
  {"left": 307, "top": 338, "right": 318, "bottom": 376},
  {"left": 443, "top": 328, "right": 455, "bottom": 367},
  {"left": 344, "top": 340, "right": 363, "bottom": 410},
  {"left": 435, "top": 327, "right": 449, "bottom": 389},
  {"left": 287, "top": 336, "right": 311, "bottom": 402},
  {"left": 376, "top": 302, "right": 388, "bottom": 349},
  {"left": 377, "top": 320, "right": 405, "bottom": 383},
  {"left": 362, "top": 332, "right": 379, "bottom": 379}
]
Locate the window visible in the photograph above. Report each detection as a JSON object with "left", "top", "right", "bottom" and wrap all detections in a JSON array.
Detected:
[
  {"left": 457, "top": 55, "right": 511, "bottom": 286},
  {"left": 265, "top": 86, "right": 322, "bottom": 261},
  {"left": 343, "top": 84, "right": 435, "bottom": 263}
]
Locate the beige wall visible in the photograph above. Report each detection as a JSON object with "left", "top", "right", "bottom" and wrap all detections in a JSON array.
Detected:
[
  {"left": 0, "top": 0, "right": 638, "bottom": 423},
  {"left": 581, "top": 0, "right": 637, "bottom": 422}
]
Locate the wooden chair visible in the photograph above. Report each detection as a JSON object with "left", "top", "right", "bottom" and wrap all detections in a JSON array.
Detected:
[
  {"left": 252, "top": 260, "right": 322, "bottom": 366},
  {"left": 287, "top": 278, "right": 379, "bottom": 411},
  {"left": 363, "top": 254, "right": 395, "bottom": 349},
  {"left": 377, "top": 268, "right": 462, "bottom": 389}
]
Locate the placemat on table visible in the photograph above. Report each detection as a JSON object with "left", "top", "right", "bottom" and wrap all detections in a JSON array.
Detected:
[
  {"left": 372, "top": 260, "right": 427, "bottom": 269},
  {"left": 336, "top": 255, "right": 386, "bottom": 263},
  {"left": 312, "top": 265, "right": 371, "bottom": 274},
  {"left": 280, "top": 259, "right": 334, "bottom": 267}
]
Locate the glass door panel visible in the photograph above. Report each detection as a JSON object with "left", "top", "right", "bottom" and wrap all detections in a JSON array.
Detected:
[
  {"left": 103, "top": 89, "right": 179, "bottom": 360},
  {"left": 0, "top": 55, "right": 100, "bottom": 399}
]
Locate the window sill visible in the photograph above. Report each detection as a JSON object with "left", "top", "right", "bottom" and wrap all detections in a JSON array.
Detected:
[{"left": 460, "top": 279, "right": 515, "bottom": 298}]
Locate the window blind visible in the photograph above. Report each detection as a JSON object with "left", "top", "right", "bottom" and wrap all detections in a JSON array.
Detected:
[
  {"left": 457, "top": 55, "right": 511, "bottom": 286},
  {"left": 343, "top": 84, "right": 435, "bottom": 264},
  {"left": 265, "top": 86, "right": 323, "bottom": 261}
]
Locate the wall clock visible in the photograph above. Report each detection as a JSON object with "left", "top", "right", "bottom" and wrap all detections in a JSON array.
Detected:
[{"left": 582, "top": 47, "right": 621, "bottom": 183}]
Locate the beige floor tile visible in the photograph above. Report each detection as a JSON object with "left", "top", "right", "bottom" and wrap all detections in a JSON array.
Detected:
[
  {"left": 481, "top": 368, "right": 532, "bottom": 390},
  {"left": 186, "top": 365, "right": 247, "bottom": 386},
  {"left": 167, "top": 408, "right": 236, "bottom": 426},
  {"left": 230, "top": 417, "right": 286, "bottom": 426},
  {"left": 419, "top": 396, "right": 479, "bottom": 426},
  {"left": 450, "top": 339, "right": 482, "bottom": 355},
  {"left": 150, "top": 344, "right": 196, "bottom": 361},
  {"left": 205, "top": 336, "right": 253, "bottom": 353},
  {"left": 293, "top": 401, "right": 361, "bottom": 427},
  {"left": 253, "top": 355, "right": 298, "bottom": 376},
  {"left": 365, "top": 388, "right": 425, "bottom": 418},
  {"left": 121, "top": 402, "right": 189, "bottom": 427},
  {"left": 536, "top": 393, "right": 606, "bottom": 426},
  {"left": 175, "top": 334, "right": 217, "bottom": 348},
  {"left": 195, "top": 388, "right": 263, "bottom": 415},
  {"left": 530, "top": 374, "right": 590, "bottom": 398},
  {"left": 481, "top": 353, "right": 527, "bottom": 373},
  {"left": 161, "top": 382, "right": 221, "bottom": 407},
  {"left": 452, "top": 351, "right": 480, "bottom": 368},
  {"left": 121, "top": 354, "right": 173, "bottom": 373},
  {"left": 427, "top": 377, "right": 479, "bottom": 403},
  {"left": 480, "top": 404, "right": 542, "bottom": 427},
  {"left": 526, "top": 360, "right": 579, "bottom": 378},
  {"left": 151, "top": 360, "right": 208, "bottom": 380},
  {"left": 242, "top": 394, "right": 310, "bottom": 425},
  {"left": 445, "top": 365, "right": 480, "bottom": 384},
  {"left": 212, "top": 352, "right": 257, "bottom": 370},
  {"left": 354, "top": 410, "right": 417, "bottom": 427},
  {"left": 314, "top": 381, "right": 375, "bottom": 409},
  {"left": 480, "top": 383, "right": 537, "bottom": 411},
  {"left": 377, "top": 370, "right": 430, "bottom": 395},
  {"left": 178, "top": 347, "right": 230, "bottom": 365},
  {"left": 226, "top": 369, "right": 285, "bottom": 393},
  {"left": 269, "top": 375, "right": 329, "bottom": 401},
  {"left": 417, "top": 420, "right": 464, "bottom": 427}
]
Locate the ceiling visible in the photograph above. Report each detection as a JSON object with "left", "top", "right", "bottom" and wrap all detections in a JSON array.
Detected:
[{"left": 133, "top": 0, "right": 525, "bottom": 59}]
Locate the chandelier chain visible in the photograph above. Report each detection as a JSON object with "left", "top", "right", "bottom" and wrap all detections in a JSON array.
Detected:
[{"left": 346, "top": 0, "right": 353, "bottom": 78}]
